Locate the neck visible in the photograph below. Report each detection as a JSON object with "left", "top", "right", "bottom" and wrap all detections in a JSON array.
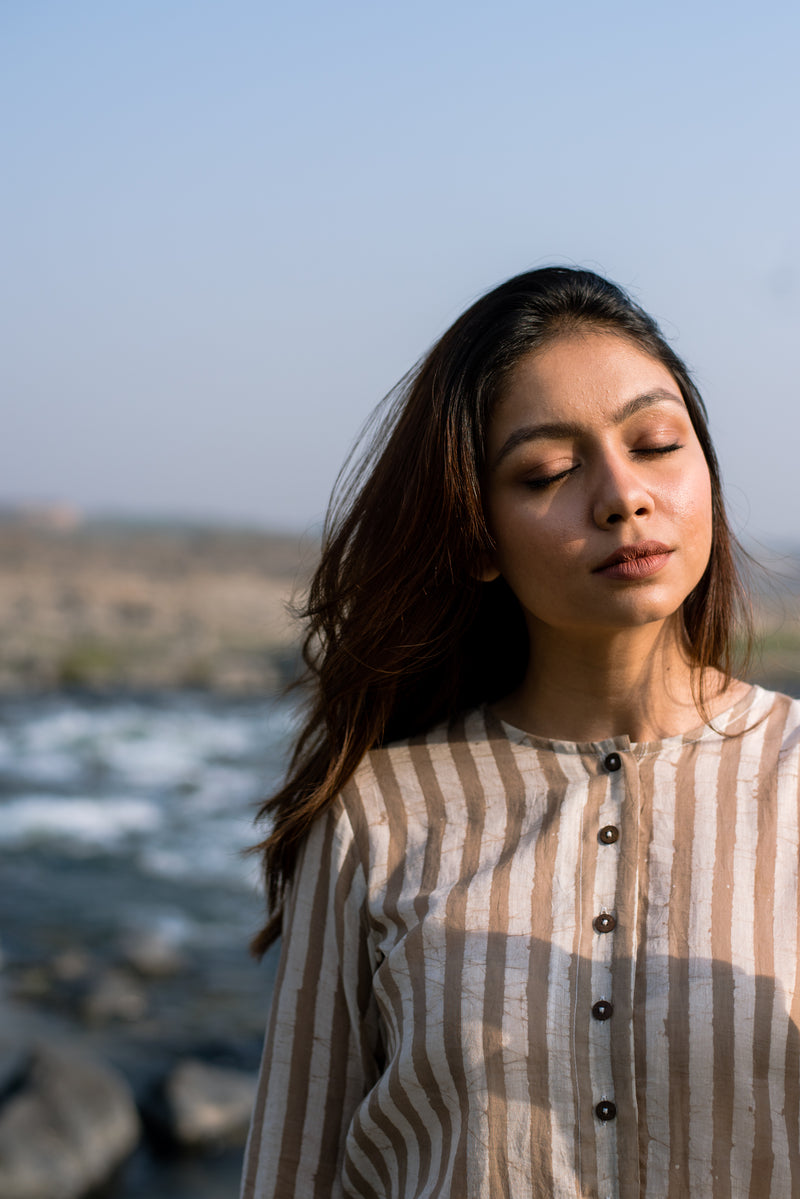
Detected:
[{"left": 494, "top": 618, "right": 734, "bottom": 743}]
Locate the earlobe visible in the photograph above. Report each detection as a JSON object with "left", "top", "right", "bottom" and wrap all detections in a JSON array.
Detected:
[{"left": 474, "top": 557, "right": 501, "bottom": 583}]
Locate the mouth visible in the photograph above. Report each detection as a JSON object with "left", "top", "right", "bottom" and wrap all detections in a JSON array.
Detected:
[{"left": 593, "top": 541, "right": 674, "bottom": 581}]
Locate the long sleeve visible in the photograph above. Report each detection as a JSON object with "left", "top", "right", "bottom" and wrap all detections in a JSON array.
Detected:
[{"left": 240, "top": 798, "right": 382, "bottom": 1199}]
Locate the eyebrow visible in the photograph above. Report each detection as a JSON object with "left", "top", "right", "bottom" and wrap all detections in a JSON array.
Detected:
[{"left": 491, "top": 389, "right": 685, "bottom": 468}]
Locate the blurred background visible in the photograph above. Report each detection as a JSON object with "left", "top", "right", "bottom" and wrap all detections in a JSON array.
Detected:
[{"left": 1, "top": 1, "right": 799, "bottom": 1195}]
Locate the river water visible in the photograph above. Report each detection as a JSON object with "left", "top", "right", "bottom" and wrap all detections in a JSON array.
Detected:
[{"left": 0, "top": 689, "right": 294, "bottom": 1197}]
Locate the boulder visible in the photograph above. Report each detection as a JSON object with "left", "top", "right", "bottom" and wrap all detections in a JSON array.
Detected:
[
  {"left": 118, "top": 928, "right": 188, "bottom": 978},
  {"left": 162, "top": 1057, "right": 257, "bottom": 1150},
  {"left": 80, "top": 966, "right": 148, "bottom": 1024},
  {"left": 50, "top": 949, "right": 93, "bottom": 982},
  {"left": 0, "top": 1041, "right": 140, "bottom": 1199}
]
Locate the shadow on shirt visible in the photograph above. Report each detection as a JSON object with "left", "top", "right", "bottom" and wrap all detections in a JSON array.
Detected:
[{"left": 363, "top": 924, "right": 800, "bottom": 1195}]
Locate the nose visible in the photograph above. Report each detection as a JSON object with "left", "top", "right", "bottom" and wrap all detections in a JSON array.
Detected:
[{"left": 591, "top": 454, "right": 654, "bottom": 528}]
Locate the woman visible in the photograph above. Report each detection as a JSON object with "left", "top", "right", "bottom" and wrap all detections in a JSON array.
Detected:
[{"left": 241, "top": 268, "right": 800, "bottom": 1198}]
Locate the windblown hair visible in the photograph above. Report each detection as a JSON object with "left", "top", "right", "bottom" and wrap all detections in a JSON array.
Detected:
[{"left": 251, "top": 266, "right": 752, "bottom": 951}]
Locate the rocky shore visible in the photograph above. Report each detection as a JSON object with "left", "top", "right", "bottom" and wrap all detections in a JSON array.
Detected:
[
  {"left": 0, "top": 518, "right": 315, "bottom": 693},
  {"left": 0, "top": 922, "right": 281, "bottom": 1199}
]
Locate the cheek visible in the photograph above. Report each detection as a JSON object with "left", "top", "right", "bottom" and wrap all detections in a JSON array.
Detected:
[
  {"left": 664, "top": 456, "right": 713, "bottom": 531},
  {"left": 489, "top": 483, "right": 587, "bottom": 555},
  {"left": 691, "top": 468, "right": 714, "bottom": 543},
  {"left": 675, "top": 464, "right": 714, "bottom": 578},
  {"left": 493, "top": 512, "right": 583, "bottom": 586}
]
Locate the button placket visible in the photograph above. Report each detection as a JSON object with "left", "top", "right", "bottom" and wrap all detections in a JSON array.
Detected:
[{"left": 588, "top": 745, "right": 626, "bottom": 1191}]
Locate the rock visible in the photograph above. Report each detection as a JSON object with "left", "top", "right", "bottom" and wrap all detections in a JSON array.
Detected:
[
  {"left": 119, "top": 928, "right": 188, "bottom": 978},
  {"left": 8, "top": 951, "right": 95, "bottom": 1012},
  {"left": 0, "top": 1041, "right": 140, "bottom": 1199},
  {"left": 9, "top": 954, "right": 149, "bottom": 1024},
  {"left": 50, "top": 949, "right": 93, "bottom": 982},
  {"left": 80, "top": 967, "right": 148, "bottom": 1024},
  {"left": 162, "top": 1057, "right": 257, "bottom": 1150}
]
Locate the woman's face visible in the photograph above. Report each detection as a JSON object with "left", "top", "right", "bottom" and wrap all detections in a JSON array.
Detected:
[{"left": 482, "top": 330, "right": 714, "bottom": 646}]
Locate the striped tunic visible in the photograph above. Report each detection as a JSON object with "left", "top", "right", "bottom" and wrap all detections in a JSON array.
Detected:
[{"left": 241, "top": 684, "right": 800, "bottom": 1198}]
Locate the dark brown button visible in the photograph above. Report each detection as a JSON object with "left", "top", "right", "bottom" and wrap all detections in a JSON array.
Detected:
[
  {"left": 593, "top": 912, "right": 617, "bottom": 934},
  {"left": 598, "top": 825, "right": 619, "bottom": 844},
  {"left": 604, "top": 752, "right": 621, "bottom": 772},
  {"left": 592, "top": 999, "right": 613, "bottom": 1021},
  {"left": 595, "top": 1099, "right": 617, "bottom": 1121}
]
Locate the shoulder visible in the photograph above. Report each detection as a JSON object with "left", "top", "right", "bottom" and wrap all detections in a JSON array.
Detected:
[
  {"left": 338, "top": 706, "right": 508, "bottom": 827},
  {"left": 751, "top": 683, "right": 800, "bottom": 725},
  {"left": 350, "top": 705, "right": 501, "bottom": 783},
  {"left": 769, "top": 687, "right": 800, "bottom": 755},
  {"left": 735, "top": 684, "right": 800, "bottom": 762}
]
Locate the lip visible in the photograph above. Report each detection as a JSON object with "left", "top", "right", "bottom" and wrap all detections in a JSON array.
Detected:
[{"left": 593, "top": 541, "right": 674, "bottom": 581}]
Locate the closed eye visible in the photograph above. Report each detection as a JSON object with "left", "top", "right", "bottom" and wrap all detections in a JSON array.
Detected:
[
  {"left": 524, "top": 443, "right": 682, "bottom": 489},
  {"left": 525, "top": 466, "right": 578, "bottom": 490},
  {"left": 634, "top": 443, "right": 683, "bottom": 457}
]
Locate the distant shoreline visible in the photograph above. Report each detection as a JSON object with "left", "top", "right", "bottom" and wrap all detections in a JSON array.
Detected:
[{"left": 0, "top": 521, "right": 315, "bottom": 694}]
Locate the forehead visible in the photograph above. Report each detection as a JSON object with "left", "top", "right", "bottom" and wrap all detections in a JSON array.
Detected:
[{"left": 494, "top": 331, "right": 682, "bottom": 423}]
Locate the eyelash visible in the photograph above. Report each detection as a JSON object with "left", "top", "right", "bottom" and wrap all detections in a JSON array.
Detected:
[
  {"left": 525, "top": 443, "right": 684, "bottom": 490},
  {"left": 525, "top": 467, "right": 576, "bottom": 491},
  {"left": 637, "top": 442, "right": 683, "bottom": 457}
]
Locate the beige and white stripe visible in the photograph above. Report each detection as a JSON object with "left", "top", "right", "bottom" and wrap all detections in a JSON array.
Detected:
[{"left": 241, "top": 685, "right": 800, "bottom": 1198}]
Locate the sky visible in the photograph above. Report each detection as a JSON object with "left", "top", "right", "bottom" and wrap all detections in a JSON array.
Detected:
[{"left": 2, "top": 0, "right": 799, "bottom": 545}]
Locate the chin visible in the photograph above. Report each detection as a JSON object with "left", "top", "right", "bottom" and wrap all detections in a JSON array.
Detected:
[
  {"left": 601, "top": 599, "right": 687, "bottom": 631},
  {"left": 544, "top": 596, "right": 688, "bottom": 638}
]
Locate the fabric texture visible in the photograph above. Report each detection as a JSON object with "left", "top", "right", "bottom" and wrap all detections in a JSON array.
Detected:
[{"left": 241, "top": 685, "right": 800, "bottom": 1198}]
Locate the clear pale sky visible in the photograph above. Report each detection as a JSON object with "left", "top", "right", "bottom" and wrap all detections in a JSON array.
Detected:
[{"left": 3, "top": 1, "right": 798, "bottom": 544}]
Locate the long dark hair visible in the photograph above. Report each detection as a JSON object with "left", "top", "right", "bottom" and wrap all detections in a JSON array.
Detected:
[{"left": 251, "top": 266, "right": 752, "bottom": 951}]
